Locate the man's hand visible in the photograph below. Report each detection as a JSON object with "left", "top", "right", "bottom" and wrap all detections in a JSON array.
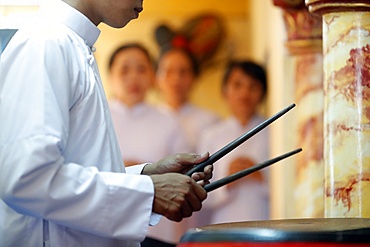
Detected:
[
  {"left": 142, "top": 152, "right": 213, "bottom": 186},
  {"left": 150, "top": 173, "right": 207, "bottom": 222},
  {"left": 142, "top": 153, "right": 213, "bottom": 221}
]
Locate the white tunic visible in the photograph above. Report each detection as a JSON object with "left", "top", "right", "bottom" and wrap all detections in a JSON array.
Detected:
[
  {"left": 159, "top": 103, "right": 220, "bottom": 152},
  {"left": 198, "top": 115, "right": 270, "bottom": 224},
  {"left": 109, "top": 100, "right": 191, "bottom": 244},
  {"left": 145, "top": 103, "right": 219, "bottom": 243},
  {"left": 0, "top": 1, "right": 159, "bottom": 246},
  {"left": 109, "top": 100, "right": 190, "bottom": 163}
]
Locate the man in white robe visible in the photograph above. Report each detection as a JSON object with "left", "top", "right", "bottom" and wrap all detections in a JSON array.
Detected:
[{"left": 0, "top": 1, "right": 212, "bottom": 246}]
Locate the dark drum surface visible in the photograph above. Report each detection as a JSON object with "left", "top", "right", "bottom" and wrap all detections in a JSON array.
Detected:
[{"left": 179, "top": 218, "right": 370, "bottom": 245}]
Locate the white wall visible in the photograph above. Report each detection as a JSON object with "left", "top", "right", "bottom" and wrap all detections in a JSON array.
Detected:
[{"left": 250, "top": 1, "right": 297, "bottom": 219}]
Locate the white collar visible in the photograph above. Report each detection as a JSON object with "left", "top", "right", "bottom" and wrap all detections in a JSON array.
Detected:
[
  {"left": 38, "top": 0, "right": 100, "bottom": 48},
  {"left": 110, "top": 99, "right": 150, "bottom": 115},
  {"left": 161, "top": 102, "right": 193, "bottom": 115},
  {"left": 229, "top": 114, "right": 264, "bottom": 129}
]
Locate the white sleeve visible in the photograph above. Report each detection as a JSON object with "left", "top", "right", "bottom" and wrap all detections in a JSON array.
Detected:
[{"left": 126, "top": 164, "right": 162, "bottom": 226}]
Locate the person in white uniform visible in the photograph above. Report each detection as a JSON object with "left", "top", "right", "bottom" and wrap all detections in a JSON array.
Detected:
[
  {"left": 198, "top": 60, "right": 270, "bottom": 224},
  {"left": 139, "top": 46, "right": 219, "bottom": 247},
  {"left": 108, "top": 43, "right": 192, "bottom": 247},
  {"left": 108, "top": 43, "right": 190, "bottom": 166},
  {"left": 156, "top": 47, "right": 220, "bottom": 152},
  {"left": 0, "top": 1, "right": 213, "bottom": 247}
]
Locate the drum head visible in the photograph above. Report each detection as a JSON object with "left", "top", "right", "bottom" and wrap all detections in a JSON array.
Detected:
[{"left": 180, "top": 218, "right": 370, "bottom": 244}]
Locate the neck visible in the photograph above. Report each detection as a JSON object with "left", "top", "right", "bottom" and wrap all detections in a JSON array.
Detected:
[
  {"left": 115, "top": 96, "right": 142, "bottom": 108},
  {"left": 165, "top": 98, "right": 186, "bottom": 111},
  {"left": 235, "top": 113, "right": 254, "bottom": 126},
  {"left": 62, "top": 0, "right": 100, "bottom": 26}
]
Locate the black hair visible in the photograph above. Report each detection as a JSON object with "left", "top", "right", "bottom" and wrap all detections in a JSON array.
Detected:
[
  {"left": 222, "top": 60, "right": 267, "bottom": 99},
  {"left": 108, "top": 43, "right": 154, "bottom": 71},
  {"left": 157, "top": 44, "right": 200, "bottom": 77}
]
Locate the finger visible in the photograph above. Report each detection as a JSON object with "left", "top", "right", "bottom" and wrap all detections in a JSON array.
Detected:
[
  {"left": 191, "top": 172, "right": 203, "bottom": 182},
  {"left": 185, "top": 190, "right": 202, "bottom": 213},
  {"left": 204, "top": 165, "right": 213, "bottom": 181},
  {"left": 165, "top": 194, "right": 190, "bottom": 222},
  {"left": 180, "top": 197, "right": 194, "bottom": 219},
  {"left": 191, "top": 164, "right": 213, "bottom": 180},
  {"left": 192, "top": 152, "right": 209, "bottom": 163},
  {"left": 175, "top": 152, "right": 209, "bottom": 174},
  {"left": 190, "top": 179, "right": 207, "bottom": 204},
  {"left": 175, "top": 152, "right": 209, "bottom": 165},
  {"left": 196, "top": 179, "right": 210, "bottom": 187},
  {"left": 204, "top": 164, "right": 214, "bottom": 174},
  {"left": 168, "top": 210, "right": 183, "bottom": 222}
]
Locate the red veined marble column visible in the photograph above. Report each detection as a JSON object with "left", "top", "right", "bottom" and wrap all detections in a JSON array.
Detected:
[
  {"left": 273, "top": 0, "right": 325, "bottom": 217},
  {"left": 306, "top": 0, "right": 370, "bottom": 218}
]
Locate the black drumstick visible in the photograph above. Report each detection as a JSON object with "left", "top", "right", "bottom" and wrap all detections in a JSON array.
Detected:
[
  {"left": 186, "top": 103, "right": 296, "bottom": 176},
  {"left": 204, "top": 148, "right": 302, "bottom": 192}
]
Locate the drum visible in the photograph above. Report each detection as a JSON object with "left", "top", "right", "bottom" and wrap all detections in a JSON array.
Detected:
[{"left": 178, "top": 218, "right": 370, "bottom": 247}]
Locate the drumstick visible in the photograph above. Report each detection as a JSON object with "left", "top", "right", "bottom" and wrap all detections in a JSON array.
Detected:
[
  {"left": 186, "top": 103, "right": 296, "bottom": 176},
  {"left": 204, "top": 148, "right": 302, "bottom": 192}
]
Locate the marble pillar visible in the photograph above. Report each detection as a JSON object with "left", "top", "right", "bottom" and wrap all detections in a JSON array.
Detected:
[
  {"left": 273, "top": 0, "right": 325, "bottom": 217},
  {"left": 307, "top": 0, "right": 370, "bottom": 218}
]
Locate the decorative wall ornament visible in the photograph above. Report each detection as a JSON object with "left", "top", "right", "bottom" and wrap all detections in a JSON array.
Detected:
[{"left": 154, "top": 13, "right": 226, "bottom": 70}]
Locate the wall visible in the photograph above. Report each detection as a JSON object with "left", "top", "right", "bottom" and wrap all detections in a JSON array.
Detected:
[
  {"left": 95, "top": 0, "right": 251, "bottom": 118},
  {"left": 95, "top": 1, "right": 297, "bottom": 219},
  {"left": 249, "top": 1, "right": 297, "bottom": 219}
]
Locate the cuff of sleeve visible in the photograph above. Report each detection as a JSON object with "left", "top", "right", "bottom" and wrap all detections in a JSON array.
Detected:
[
  {"left": 124, "top": 164, "right": 161, "bottom": 225},
  {"left": 149, "top": 213, "right": 162, "bottom": 226},
  {"left": 125, "top": 163, "right": 149, "bottom": 174}
]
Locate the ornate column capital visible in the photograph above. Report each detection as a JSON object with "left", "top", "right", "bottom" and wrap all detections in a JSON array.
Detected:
[
  {"left": 273, "top": 0, "right": 322, "bottom": 54},
  {"left": 273, "top": 0, "right": 306, "bottom": 9},
  {"left": 306, "top": 0, "right": 370, "bottom": 15}
]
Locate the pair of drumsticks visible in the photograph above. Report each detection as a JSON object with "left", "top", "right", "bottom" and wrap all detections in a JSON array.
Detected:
[{"left": 186, "top": 103, "right": 302, "bottom": 192}]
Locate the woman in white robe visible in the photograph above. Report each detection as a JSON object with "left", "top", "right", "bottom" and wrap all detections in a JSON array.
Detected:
[
  {"left": 198, "top": 60, "right": 270, "bottom": 224},
  {"left": 141, "top": 47, "right": 220, "bottom": 247},
  {"left": 108, "top": 43, "right": 193, "bottom": 247},
  {"left": 156, "top": 47, "right": 220, "bottom": 152},
  {"left": 108, "top": 43, "right": 190, "bottom": 166}
]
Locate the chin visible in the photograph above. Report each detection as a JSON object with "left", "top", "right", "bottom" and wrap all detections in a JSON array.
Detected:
[{"left": 105, "top": 19, "right": 133, "bottom": 29}]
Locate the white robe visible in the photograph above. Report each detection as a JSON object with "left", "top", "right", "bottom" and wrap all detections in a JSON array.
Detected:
[
  {"left": 159, "top": 103, "right": 220, "bottom": 152},
  {"left": 145, "top": 103, "right": 219, "bottom": 243},
  {"left": 198, "top": 115, "right": 270, "bottom": 224},
  {"left": 110, "top": 100, "right": 194, "bottom": 244},
  {"left": 0, "top": 1, "right": 159, "bottom": 246},
  {"left": 109, "top": 100, "right": 190, "bottom": 164}
]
